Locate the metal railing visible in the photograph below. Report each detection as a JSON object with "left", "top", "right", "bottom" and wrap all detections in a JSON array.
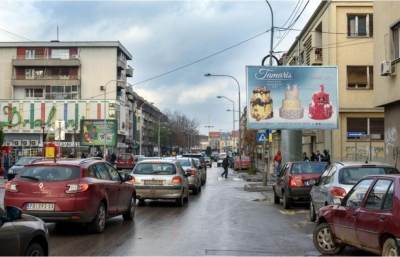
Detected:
[{"left": 15, "top": 54, "right": 79, "bottom": 60}]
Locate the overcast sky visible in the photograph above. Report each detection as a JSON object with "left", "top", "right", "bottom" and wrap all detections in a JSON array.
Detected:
[{"left": 0, "top": 0, "right": 321, "bottom": 134}]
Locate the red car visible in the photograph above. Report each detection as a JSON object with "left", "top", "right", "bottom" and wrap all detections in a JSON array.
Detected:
[
  {"left": 313, "top": 175, "right": 400, "bottom": 256},
  {"left": 4, "top": 158, "right": 136, "bottom": 233},
  {"left": 234, "top": 156, "right": 251, "bottom": 170},
  {"left": 116, "top": 153, "right": 135, "bottom": 170}
]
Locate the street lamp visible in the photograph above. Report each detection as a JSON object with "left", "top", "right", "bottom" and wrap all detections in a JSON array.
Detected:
[
  {"left": 100, "top": 79, "right": 124, "bottom": 158},
  {"left": 217, "top": 95, "right": 236, "bottom": 153},
  {"left": 206, "top": 73, "right": 241, "bottom": 157}
]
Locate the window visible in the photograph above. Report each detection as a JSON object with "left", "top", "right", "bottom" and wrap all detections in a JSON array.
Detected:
[
  {"left": 94, "top": 164, "right": 111, "bottom": 180},
  {"left": 348, "top": 14, "right": 373, "bottom": 37},
  {"left": 339, "top": 167, "right": 397, "bottom": 185},
  {"left": 25, "top": 88, "right": 43, "bottom": 98},
  {"left": 392, "top": 23, "right": 400, "bottom": 60},
  {"left": 44, "top": 85, "right": 79, "bottom": 99},
  {"left": 345, "top": 179, "right": 374, "bottom": 208},
  {"left": 51, "top": 49, "right": 70, "bottom": 59},
  {"left": 321, "top": 166, "right": 337, "bottom": 185},
  {"left": 383, "top": 183, "right": 394, "bottom": 210},
  {"left": 19, "top": 166, "right": 80, "bottom": 182},
  {"left": 347, "top": 117, "right": 384, "bottom": 140},
  {"left": 347, "top": 66, "right": 373, "bottom": 89},
  {"left": 25, "top": 69, "right": 34, "bottom": 79},
  {"left": 105, "top": 163, "right": 121, "bottom": 182},
  {"left": 365, "top": 180, "right": 392, "bottom": 210},
  {"left": 25, "top": 49, "right": 35, "bottom": 59}
]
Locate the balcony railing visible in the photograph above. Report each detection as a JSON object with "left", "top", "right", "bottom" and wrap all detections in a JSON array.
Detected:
[
  {"left": 14, "top": 74, "right": 80, "bottom": 80},
  {"left": 314, "top": 48, "right": 323, "bottom": 62},
  {"left": 16, "top": 54, "right": 79, "bottom": 60}
]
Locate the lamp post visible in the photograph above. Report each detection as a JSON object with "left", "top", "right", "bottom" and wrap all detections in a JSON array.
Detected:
[
  {"left": 205, "top": 73, "right": 242, "bottom": 158},
  {"left": 100, "top": 79, "right": 124, "bottom": 158},
  {"left": 217, "top": 95, "right": 235, "bottom": 153}
]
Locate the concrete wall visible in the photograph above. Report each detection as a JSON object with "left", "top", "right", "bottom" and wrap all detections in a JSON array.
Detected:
[
  {"left": 0, "top": 48, "right": 16, "bottom": 99},
  {"left": 384, "top": 102, "right": 400, "bottom": 168},
  {"left": 79, "top": 47, "right": 117, "bottom": 100}
]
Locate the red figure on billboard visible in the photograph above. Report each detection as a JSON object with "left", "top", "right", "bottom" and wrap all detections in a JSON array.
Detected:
[{"left": 309, "top": 84, "right": 333, "bottom": 120}]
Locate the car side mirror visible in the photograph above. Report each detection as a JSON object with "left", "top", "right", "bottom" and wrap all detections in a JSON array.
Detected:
[{"left": 5, "top": 206, "right": 22, "bottom": 221}]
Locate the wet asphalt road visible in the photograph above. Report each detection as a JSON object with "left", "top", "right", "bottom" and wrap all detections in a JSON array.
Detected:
[{"left": 47, "top": 165, "right": 320, "bottom": 256}]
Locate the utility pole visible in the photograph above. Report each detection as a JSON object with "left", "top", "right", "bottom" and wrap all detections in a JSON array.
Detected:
[{"left": 158, "top": 115, "right": 161, "bottom": 157}]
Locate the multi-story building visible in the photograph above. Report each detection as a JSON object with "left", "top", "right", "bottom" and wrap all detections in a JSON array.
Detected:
[
  {"left": 281, "top": 0, "right": 384, "bottom": 162},
  {"left": 0, "top": 41, "right": 136, "bottom": 156},
  {"left": 374, "top": 1, "right": 400, "bottom": 167}
]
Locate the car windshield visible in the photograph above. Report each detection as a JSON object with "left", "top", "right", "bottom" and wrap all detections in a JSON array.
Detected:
[
  {"left": 291, "top": 162, "right": 327, "bottom": 174},
  {"left": 339, "top": 166, "right": 398, "bottom": 185},
  {"left": 134, "top": 163, "right": 176, "bottom": 175},
  {"left": 204, "top": 157, "right": 210, "bottom": 161},
  {"left": 177, "top": 159, "right": 191, "bottom": 167},
  {"left": 15, "top": 157, "right": 40, "bottom": 166},
  {"left": 19, "top": 166, "right": 80, "bottom": 181}
]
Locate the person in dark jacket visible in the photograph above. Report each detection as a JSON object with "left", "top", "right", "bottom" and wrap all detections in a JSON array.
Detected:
[
  {"left": 310, "top": 152, "right": 317, "bottom": 162},
  {"left": 322, "top": 149, "right": 331, "bottom": 165},
  {"left": 303, "top": 152, "right": 309, "bottom": 161},
  {"left": 110, "top": 152, "right": 117, "bottom": 165},
  {"left": 221, "top": 156, "right": 229, "bottom": 179},
  {"left": 3, "top": 153, "right": 10, "bottom": 180}
]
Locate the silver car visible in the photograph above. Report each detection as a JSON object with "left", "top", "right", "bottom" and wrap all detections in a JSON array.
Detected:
[
  {"left": 309, "top": 161, "right": 399, "bottom": 221},
  {"left": 131, "top": 159, "right": 190, "bottom": 206},
  {"left": 176, "top": 158, "right": 202, "bottom": 194},
  {"left": 8, "top": 156, "right": 43, "bottom": 180}
]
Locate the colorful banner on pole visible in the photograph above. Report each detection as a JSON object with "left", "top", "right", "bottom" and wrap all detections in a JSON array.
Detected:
[
  {"left": 80, "top": 119, "right": 117, "bottom": 146},
  {"left": 246, "top": 66, "right": 338, "bottom": 130}
]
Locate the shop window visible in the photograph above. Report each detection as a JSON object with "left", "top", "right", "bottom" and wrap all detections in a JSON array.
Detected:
[
  {"left": 347, "top": 117, "right": 384, "bottom": 140},
  {"left": 348, "top": 14, "right": 373, "bottom": 37},
  {"left": 392, "top": 22, "right": 400, "bottom": 61},
  {"left": 347, "top": 66, "right": 373, "bottom": 89}
]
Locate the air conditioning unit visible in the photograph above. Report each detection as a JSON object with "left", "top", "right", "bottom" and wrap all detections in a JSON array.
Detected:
[{"left": 381, "top": 61, "right": 395, "bottom": 76}]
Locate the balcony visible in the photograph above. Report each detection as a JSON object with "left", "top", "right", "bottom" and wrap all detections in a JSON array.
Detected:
[
  {"left": 311, "top": 48, "right": 323, "bottom": 65},
  {"left": 12, "top": 75, "right": 80, "bottom": 87},
  {"left": 117, "top": 56, "right": 127, "bottom": 69},
  {"left": 126, "top": 65, "right": 134, "bottom": 77},
  {"left": 13, "top": 55, "right": 80, "bottom": 67}
]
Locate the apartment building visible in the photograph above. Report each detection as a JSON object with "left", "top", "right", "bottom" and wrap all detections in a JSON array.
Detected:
[
  {"left": 374, "top": 1, "right": 400, "bottom": 167},
  {"left": 0, "top": 41, "right": 136, "bottom": 156},
  {"left": 281, "top": 0, "right": 384, "bottom": 162}
]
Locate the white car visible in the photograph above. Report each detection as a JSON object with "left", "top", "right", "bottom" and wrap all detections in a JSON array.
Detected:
[{"left": 217, "top": 153, "right": 227, "bottom": 167}]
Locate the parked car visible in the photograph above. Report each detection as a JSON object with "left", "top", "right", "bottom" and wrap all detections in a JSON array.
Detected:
[
  {"left": 131, "top": 159, "right": 190, "bottom": 207},
  {"left": 176, "top": 158, "right": 201, "bottom": 194},
  {"left": 116, "top": 153, "right": 135, "bottom": 170},
  {"left": 204, "top": 156, "right": 212, "bottom": 168},
  {"left": 273, "top": 161, "right": 328, "bottom": 209},
  {"left": 313, "top": 175, "right": 400, "bottom": 256},
  {"left": 217, "top": 153, "right": 227, "bottom": 167},
  {"left": 309, "top": 162, "right": 399, "bottom": 222},
  {"left": 8, "top": 156, "right": 44, "bottom": 180},
  {"left": 192, "top": 158, "right": 207, "bottom": 185},
  {"left": 234, "top": 156, "right": 251, "bottom": 170},
  {"left": 4, "top": 158, "right": 136, "bottom": 233},
  {"left": 0, "top": 206, "right": 49, "bottom": 256},
  {"left": 182, "top": 153, "right": 207, "bottom": 170}
]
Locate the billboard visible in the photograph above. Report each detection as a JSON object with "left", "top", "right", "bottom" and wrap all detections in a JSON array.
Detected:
[
  {"left": 246, "top": 66, "right": 338, "bottom": 130},
  {"left": 80, "top": 119, "right": 117, "bottom": 146}
]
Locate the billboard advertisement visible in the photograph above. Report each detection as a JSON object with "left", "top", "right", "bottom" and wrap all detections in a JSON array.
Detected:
[
  {"left": 246, "top": 66, "right": 338, "bottom": 130},
  {"left": 80, "top": 119, "right": 117, "bottom": 146}
]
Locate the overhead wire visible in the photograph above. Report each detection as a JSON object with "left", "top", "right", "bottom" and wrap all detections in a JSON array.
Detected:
[{"left": 0, "top": 25, "right": 32, "bottom": 41}]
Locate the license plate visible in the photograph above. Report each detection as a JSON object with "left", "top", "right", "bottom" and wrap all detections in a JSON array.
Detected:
[
  {"left": 304, "top": 179, "right": 315, "bottom": 186},
  {"left": 26, "top": 203, "right": 55, "bottom": 211},
  {"left": 144, "top": 180, "right": 164, "bottom": 185}
]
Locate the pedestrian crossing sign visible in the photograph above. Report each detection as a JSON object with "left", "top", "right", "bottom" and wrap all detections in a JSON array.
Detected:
[{"left": 256, "top": 130, "right": 270, "bottom": 143}]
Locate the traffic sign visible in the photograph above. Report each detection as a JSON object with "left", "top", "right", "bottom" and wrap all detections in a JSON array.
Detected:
[{"left": 256, "top": 130, "right": 270, "bottom": 143}]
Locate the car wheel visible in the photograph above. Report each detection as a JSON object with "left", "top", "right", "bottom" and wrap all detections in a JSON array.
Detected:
[
  {"left": 122, "top": 196, "right": 136, "bottom": 221},
  {"left": 382, "top": 238, "right": 399, "bottom": 256},
  {"left": 273, "top": 188, "right": 280, "bottom": 204},
  {"left": 313, "top": 222, "right": 344, "bottom": 255},
  {"left": 88, "top": 202, "right": 106, "bottom": 233},
  {"left": 138, "top": 199, "right": 145, "bottom": 206},
  {"left": 282, "top": 191, "right": 291, "bottom": 209},
  {"left": 176, "top": 194, "right": 184, "bottom": 207},
  {"left": 25, "top": 242, "right": 45, "bottom": 256},
  {"left": 192, "top": 186, "right": 198, "bottom": 195},
  {"left": 198, "top": 184, "right": 202, "bottom": 193},
  {"left": 309, "top": 201, "right": 317, "bottom": 222}
]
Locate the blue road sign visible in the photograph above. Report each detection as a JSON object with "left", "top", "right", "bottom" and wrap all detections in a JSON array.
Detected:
[{"left": 256, "top": 130, "right": 270, "bottom": 143}]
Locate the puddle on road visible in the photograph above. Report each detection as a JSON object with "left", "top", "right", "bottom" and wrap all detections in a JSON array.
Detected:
[
  {"left": 205, "top": 249, "right": 274, "bottom": 256},
  {"left": 279, "top": 209, "right": 308, "bottom": 215}
]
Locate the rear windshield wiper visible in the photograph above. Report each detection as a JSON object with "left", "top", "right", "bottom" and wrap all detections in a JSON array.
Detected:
[{"left": 20, "top": 175, "right": 40, "bottom": 181}]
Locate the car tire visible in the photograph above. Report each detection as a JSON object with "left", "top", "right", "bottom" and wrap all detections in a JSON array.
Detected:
[
  {"left": 313, "top": 222, "right": 344, "bottom": 255},
  {"left": 282, "top": 191, "right": 291, "bottom": 209},
  {"left": 382, "top": 238, "right": 399, "bottom": 256},
  {"left": 25, "top": 242, "right": 45, "bottom": 256},
  {"left": 122, "top": 196, "right": 136, "bottom": 221},
  {"left": 198, "top": 184, "right": 202, "bottom": 193},
  {"left": 88, "top": 202, "right": 106, "bottom": 233},
  {"left": 309, "top": 201, "right": 317, "bottom": 222},
  {"left": 192, "top": 186, "right": 198, "bottom": 195},
  {"left": 176, "top": 194, "right": 184, "bottom": 207},
  {"left": 138, "top": 199, "right": 145, "bottom": 206},
  {"left": 273, "top": 188, "right": 280, "bottom": 204}
]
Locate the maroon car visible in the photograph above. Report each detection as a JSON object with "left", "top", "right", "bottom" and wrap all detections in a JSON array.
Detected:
[
  {"left": 313, "top": 175, "right": 400, "bottom": 256},
  {"left": 4, "top": 158, "right": 136, "bottom": 233},
  {"left": 273, "top": 161, "right": 328, "bottom": 209}
]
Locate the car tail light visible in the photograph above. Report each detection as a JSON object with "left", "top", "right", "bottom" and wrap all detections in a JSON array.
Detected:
[
  {"left": 172, "top": 176, "right": 182, "bottom": 185},
  {"left": 289, "top": 175, "right": 304, "bottom": 187},
  {"left": 5, "top": 182, "right": 18, "bottom": 192},
  {"left": 330, "top": 186, "right": 347, "bottom": 198},
  {"left": 65, "top": 183, "right": 89, "bottom": 194}
]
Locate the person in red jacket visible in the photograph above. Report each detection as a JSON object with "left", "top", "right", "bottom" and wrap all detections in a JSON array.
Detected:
[{"left": 273, "top": 151, "right": 282, "bottom": 175}]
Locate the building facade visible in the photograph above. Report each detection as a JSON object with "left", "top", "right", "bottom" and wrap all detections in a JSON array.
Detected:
[
  {"left": 281, "top": 0, "right": 384, "bottom": 162},
  {"left": 374, "top": 1, "right": 400, "bottom": 167},
  {"left": 0, "top": 41, "right": 139, "bottom": 156}
]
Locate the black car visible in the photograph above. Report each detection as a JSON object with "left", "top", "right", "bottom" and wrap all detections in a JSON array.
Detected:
[{"left": 0, "top": 206, "right": 49, "bottom": 256}]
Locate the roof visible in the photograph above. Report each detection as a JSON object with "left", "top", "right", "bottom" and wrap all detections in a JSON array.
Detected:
[
  {"left": 136, "top": 159, "right": 176, "bottom": 164},
  {"left": 334, "top": 161, "right": 395, "bottom": 167},
  {"left": 28, "top": 158, "right": 105, "bottom": 168},
  {"left": 0, "top": 41, "right": 132, "bottom": 60}
]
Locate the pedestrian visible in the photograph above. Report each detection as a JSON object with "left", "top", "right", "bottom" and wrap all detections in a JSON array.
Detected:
[
  {"left": 316, "top": 150, "right": 322, "bottom": 162},
  {"left": 273, "top": 151, "right": 282, "bottom": 175},
  {"left": 3, "top": 152, "right": 10, "bottom": 181},
  {"left": 96, "top": 150, "right": 103, "bottom": 158},
  {"left": 310, "top": 152, "right": 317, "bottom": 162},
  {"left": 80, "top": 152, "right": 87, "bottom": 159},
  {"left": 68, "top": 151, "right": 74, "bottom": 158},
  {"left": 221, "top": 155, "right": 229, "bottom": 179},
  {"left": 303, "top": 152, "right": 309, "bottom": 161},
  {"left": 110, "top": 152, "right": 117, "bottom": 165},
  {"left": 322, "top": 149, "right": 331, "bottom": 165}
]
